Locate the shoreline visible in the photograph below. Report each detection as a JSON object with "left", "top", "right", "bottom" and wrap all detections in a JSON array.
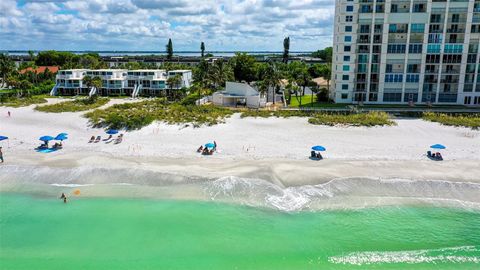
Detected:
[{"left": 4, "top": 150, "right": 480, "bottom": 186}]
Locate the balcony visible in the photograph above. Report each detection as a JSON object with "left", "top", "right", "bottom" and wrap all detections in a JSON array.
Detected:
[{"left": 446, "top": 28, "right": 465, "bottom": 33}]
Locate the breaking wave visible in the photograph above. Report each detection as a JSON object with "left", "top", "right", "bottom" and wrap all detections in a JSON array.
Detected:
[
  {"left": 329, "top": 246, "right": 480, "bottom": 265},
  {"left": 1, "top": 165, "right": 480, "bottom": 212}
]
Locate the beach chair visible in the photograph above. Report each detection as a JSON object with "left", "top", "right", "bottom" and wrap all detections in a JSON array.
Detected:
[
  {"left": 311, "top": 151, "right": 316, "bottom": 158},
  {"left": 94, "top": 136, "right": 101, "bottom": 143},
  {"left": 88, "top": 136, "right": 95, "bottom": 143},
  {"left": 114, "top": 134, "right": 123, "bottom": 144},
  {"left": 427, "top": 151, "right": 432, "bottom": 157}
]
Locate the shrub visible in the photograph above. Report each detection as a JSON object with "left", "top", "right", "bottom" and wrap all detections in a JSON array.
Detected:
[
  {"left": 35, "top": 97, "right": 109, "bottom": 113},
  {"left": 0, "top": 96, "right": 48, "bottom": 107},
  {"left": 308, "top": 112, "right": 394, "bottom": 127},
  {"left": 423, "top": 112, "right": 480, "bottom": 129},
  {"left": 84, "top": 99, "right": 234, "bottom": 130},
  {"left": 241, "top": 110, "right": 394, "bottom": 127}
]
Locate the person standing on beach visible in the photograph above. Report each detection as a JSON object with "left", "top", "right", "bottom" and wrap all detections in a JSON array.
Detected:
[
  {"left": 0, "top": 147, "right": 3, "bottom": 163},
  {"left": 7, "top": 111, "right": 10, "bottom": 117}
]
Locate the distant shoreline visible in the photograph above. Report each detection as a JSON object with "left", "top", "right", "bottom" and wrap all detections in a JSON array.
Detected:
[{"left": 1, "top": 50, "right": 315, "bottom": 57}]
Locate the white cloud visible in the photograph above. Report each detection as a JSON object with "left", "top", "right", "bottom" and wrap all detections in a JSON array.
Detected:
[{"left": 1, "top": 0, "right": 335, "bottom": 51}]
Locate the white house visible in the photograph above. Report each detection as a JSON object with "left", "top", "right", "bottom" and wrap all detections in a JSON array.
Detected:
[
  {"left": 53, "top": 69, "right": 193, "bottom": 97},
  {"left": 168, "top": 70, "right": 192, "bottom": 89},
  {"left": 212, "top": 82, "right": 266, "bottom": 108}
]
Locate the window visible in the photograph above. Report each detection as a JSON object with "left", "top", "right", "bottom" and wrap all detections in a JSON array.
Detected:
[
  {"left": 387, "top": 44, "right": 406, "bottom": 54},
  {"left": 345, "top": 26, "right": 352, "bottom": 32},
  {"left": 343, "top": 55, "right": 351, "bottom": 61},
  {"left": 427, "top": 44, "right": 441, "bottom": 53},
  {"left": 346, "top": 6, "right": 353, "bottom": 12},
  {"left": 407, "top": 64, "right": 419, "bottom": 73},
  {"left": 383, "top": 93, "right": 402, "bottom": 102},
  {"left": 444, "top": 44, "right": 463, "bottom": 54},
  {"left": 386, "top": 64, "right": 392, "bottom": 73},
  {"left": 409, "top": 44, "right": 423, "bottom": 54},
  {"left": 344, "top": 45, "right": 351, "bottom": 52},
  {"left": 343, "top": 65, "right": 350, "bottom": 71},
  {"left": 342, "top": 84, "right": 349, "bottom": 90},
  {"left": 342, "top": 75, "right": 349, "bottom": 80},
  {"left": 346, "top": 16, "right": 353, "bottom": 22},
  {"left": 406, "top": 74, "right": 420, "bottom": 83},
  {"left": 344, "top": 36, "right": 352, "bottom": 42},
  {"left": 358, "top": 55, "right": 369, "bottom": 63},
  {"left": 411, "top": 24, "right": 425, "bottom": 33},
  {"left": 341, "top": 93, "right": 348, "bottom": 99},
  {"left": 385, "top": 74, "right": 403, "bottom": 83}
]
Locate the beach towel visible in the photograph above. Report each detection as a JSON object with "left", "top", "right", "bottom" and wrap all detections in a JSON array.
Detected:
[{"left": 36, "top": 148, "right": 58, "bottom": 153}]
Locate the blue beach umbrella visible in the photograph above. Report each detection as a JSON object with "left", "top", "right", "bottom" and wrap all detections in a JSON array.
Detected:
[
  {"left": 430, "top": 144, "right": 446, "bottom": 150},
  {"left": 39, "top": 136, "right": 55, "bottom": 142},
  {"left": 106, "top": 129, "right": 119, "bottom": 135},
  {"left": 0, "top": 136, "right": 8, "bottom": 141},
  {"left": 55, "top": 134, "right": 68, "bottom": 141},
  {"left": 205, "top": 143, "right": 215, "bottom": 149},
  {"left": 311, "top": 145, "right": 326, "bottom": 152},
  {"left": 58, "top": 133, "right": 68, "bottom": 137}
]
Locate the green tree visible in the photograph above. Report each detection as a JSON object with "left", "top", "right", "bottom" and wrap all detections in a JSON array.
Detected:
[
  {"left": 0, "top": 54, "right": 15, "bottom": 88},
  {"left": 257, "top": 62, "right": 282, "bottom": 104},
  {"left": 309, "top": 64, "right": 332, "bottom": 95},
  {"left": 283, "top": 37, "right": 290, "bottom": 64},
  {"left": 230, "top": 53, "right": 257, "bottom": 83},
  {"left": 287, "top": 62, "right": 311, "bottom": 107},
  {"left": 193, "top": 59, "right": 210, "bottom": 92},
  {"left": 83, "top": 75, "right": 102, "bottom": 100},
  {"left": 207, "top": 59, "right": 234, "bottom": 89},
  {"left": 167, "top": 74, "right": 182, "bottom": 99},
  {"left": 311, "top": 47, "right": 333, "bottom": 63},
  {"left": 201, "top": 42, "right": 205, "bottom": 58},
  {"left": 166, "top": 38, "right": 173, "bottom": 60}
]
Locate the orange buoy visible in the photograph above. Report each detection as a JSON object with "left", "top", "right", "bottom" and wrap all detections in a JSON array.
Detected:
[{"left": 73, "top": 189, "right": 81, "bottom": 196}]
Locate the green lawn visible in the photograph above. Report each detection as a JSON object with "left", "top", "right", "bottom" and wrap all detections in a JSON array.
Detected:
[{"left": 289, "top": 95, "right": 348, "bottom": 108}]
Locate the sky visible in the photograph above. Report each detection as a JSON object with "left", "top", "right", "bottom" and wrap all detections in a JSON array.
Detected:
[{"left": 0, "top": 0, "right": 335, "bottom": 52}]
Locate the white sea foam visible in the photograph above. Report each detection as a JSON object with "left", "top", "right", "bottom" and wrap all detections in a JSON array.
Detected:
[
  {"left": 204, "top": 176, "right": 480, "bottom": 212},
  {"left": 50, "top": 183, "right": 94, "bottom": 187},
  {"left": 329, "top": 246, "right": 480, "bottom": 265},
  {"left": 2, "top": 165, "right": 480, "bottom": 212}
]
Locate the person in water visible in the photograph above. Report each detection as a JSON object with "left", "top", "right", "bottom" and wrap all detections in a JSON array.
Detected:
[{"left": 60, "top": 193, "right": 67, "bottom": 203}]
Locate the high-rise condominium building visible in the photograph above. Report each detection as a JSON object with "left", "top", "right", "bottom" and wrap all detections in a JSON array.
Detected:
[{"left": 332, "top": 0, "right": 480, "bottom": 106}]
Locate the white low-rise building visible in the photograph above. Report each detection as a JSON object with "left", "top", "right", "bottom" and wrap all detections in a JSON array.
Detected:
[
  {"left": 53, "top": 69, "right": 192, "bottom": 97},
  {"left": 212, "top": 82, "right": 266, "bottom": 108}
]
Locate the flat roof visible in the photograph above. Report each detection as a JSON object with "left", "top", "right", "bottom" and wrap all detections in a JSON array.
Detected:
[{"left": 128, "top": 69, "right": 166, "bottom": 72}]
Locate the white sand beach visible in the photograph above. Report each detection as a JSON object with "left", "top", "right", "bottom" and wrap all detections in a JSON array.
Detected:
[{"left": 1, "top": 99, "right": 480, "bottom": 187}]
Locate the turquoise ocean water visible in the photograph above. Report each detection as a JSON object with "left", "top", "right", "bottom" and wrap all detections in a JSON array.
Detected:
[{"left": 1, "top": 193, "right": 479, "bottom": 270}]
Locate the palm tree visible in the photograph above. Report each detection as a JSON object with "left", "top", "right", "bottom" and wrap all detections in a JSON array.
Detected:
[
  {"left": 0, "top": 54, "right": 15, "bottom": 88},
  {"left": 283, "top": 37, "right": 290, "bottom": 64},
  {"left": 193, "top": 59, "right": 212, "bottom": 97},
  {"left": 207, "top": 59, "right": 234, "bottom": 89},
  {"left": 200, "top": 42, "right": 205, "bottom": 58},
  {"left": 287, "top": 62, "right": 311, "bottom": 107},
  {"left": 83, "top": 75, "right": 102, "bottom": 99},
  {"left": 166, "top": 39, "right": 173, "bottom": 60},
  {"left": 167, "top": 74, "right": 182, "bottom": 99},
  {"left": 262, "top": 62, "right": 282, "bottom": 104}
]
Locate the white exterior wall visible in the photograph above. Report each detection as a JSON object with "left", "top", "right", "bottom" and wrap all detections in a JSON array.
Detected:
[
  {"left": 55, "top": 69, "right": 193, "bottom": 94},
  {"left": 332, "top": 0, "right": 480, "bottom": 106}
]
